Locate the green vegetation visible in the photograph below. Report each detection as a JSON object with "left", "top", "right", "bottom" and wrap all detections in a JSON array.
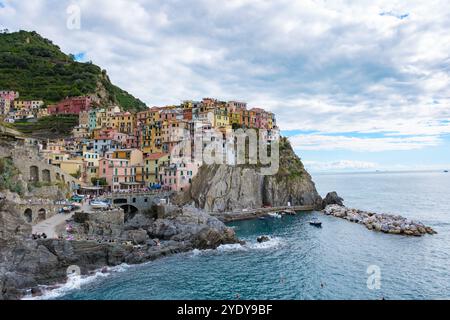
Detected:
[
  {"left": 102, "top": 78, "right": 147, "bottom": 112},
  {"left": 91, "top": 177, "right": 107, "bottom": 186},
  {"left": 12, "top": 115, "right": 79, "bottom": 138},
  {"left": 278, "top": 137, "right": 305, "bottom": 179},
  {"left": 28, "top": 181, "right": 53, "bottom": 189},
  {"left": 0, "top": 30, "right": 147, "bottom": 111},
  {"left": 70, "top": 168, "right": 81, "bottom": 179},
  {"left": 0, "top": 157, "right": 24, "bottom": 195}
]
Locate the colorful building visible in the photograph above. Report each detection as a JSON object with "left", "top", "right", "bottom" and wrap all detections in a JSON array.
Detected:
[
  {"left": 47, "top": 96, "right": 92, "bottom": 115},
  {"left": 144, "top": 153, "right": 170, "bottom": 186},
  {"left": 98, "top": 150, "right": 144, "bottom": 191},
  {"left": 14, "top": 100, "right": 44, "bottom": 110},
  {"left": 213, "top": 107, "right": 230, "bottom": 128},
  {"left": 160, "top": 161, "right": 200, "bottom": 192}
]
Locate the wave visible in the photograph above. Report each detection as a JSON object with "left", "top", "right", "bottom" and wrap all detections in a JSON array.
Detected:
[
  {"left": 191, "top": 237, "right": 284, "bottom": 256},
  {"left": 22, "top": 263, "right": 132, "bottom": 300}
]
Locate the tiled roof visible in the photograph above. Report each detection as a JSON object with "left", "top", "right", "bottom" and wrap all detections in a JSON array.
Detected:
[{"left": 146, "top": 153, "right": 169, "bottom": 160}]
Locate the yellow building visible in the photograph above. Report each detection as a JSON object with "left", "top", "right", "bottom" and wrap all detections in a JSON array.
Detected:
[
  {"left": 144, "top": 153, "right": 170, "bottom": 185},
  {"left": 230, "top": 110, "right": 243, "bottom": 127},
  {"left": 213, "top": 107, "right": 230, "bottom": 128},
  {"left": 13, "top": 100, "right": 27, "bottom": 110},
  {"left": 111, "top": 149, "right": 144, "bottom": 167},
  {"left": 95, "top": 106, "right": 121, "bottom": 129},
  {"left": 14, "top": 100, "right": 43, "bottom": 110},
  {"left": 137, "top": 108, "right": 163, "bottom": 155},
  {"left": 58, "top": 159, "right": 84, "bottom": 178},
  {"left": 46, "top": 152, "right": 70, "bottom": 165},
  {"left": 116, "top": 112, "right": 135, "bottom": 134},
  {"left": 82, "top": 151, "right": 100, "bottom": 184},
  {"left": 267, "top": 112, "right": 275, "bottom": 129}
]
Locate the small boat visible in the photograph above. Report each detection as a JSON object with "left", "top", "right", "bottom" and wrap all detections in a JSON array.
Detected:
[
  {"left": 91, "top": 201, "right": 109, "bottom": 209},
  {"left": 282, "top": 209, "right": 296, "bottom": 215},
  {"left": 444, "top": 170, "right": 449, "bottom": 173},
  {"left": 309, "top": 219, "right": 322, "bottom": 227},
  {"left": 268, "top": 212, "right": 282, "bottom": 219}
]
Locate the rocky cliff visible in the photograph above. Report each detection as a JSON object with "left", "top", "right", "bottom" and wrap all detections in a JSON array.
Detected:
[{"left": 188, "top": 137, "right": 323, "bottom": 212}]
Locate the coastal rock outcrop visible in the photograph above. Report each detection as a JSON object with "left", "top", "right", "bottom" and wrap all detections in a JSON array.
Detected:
[
  {"left": 322, "top": 192, "right": 344, "bottom": 208},
  {"left": 141, "top": 206, "right": 239, "bottom": 248},
  {"left": 323, "top": 205, "right": 436, "bottom": 236},
  {"left": 188, "top": 137, "right": 322, "bottom": 212}
]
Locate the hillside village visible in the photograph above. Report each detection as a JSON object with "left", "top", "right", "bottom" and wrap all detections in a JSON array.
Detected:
[{"left": 0, "top": 91, "right": 280, "bottom": 193}]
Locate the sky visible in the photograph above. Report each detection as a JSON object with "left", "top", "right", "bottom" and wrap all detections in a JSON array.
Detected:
[{"left": 1, "top": 0, "right": 450, "bottom": 172}]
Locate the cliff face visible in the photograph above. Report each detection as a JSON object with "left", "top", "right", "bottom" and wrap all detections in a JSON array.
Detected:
[
  {"left": 0, "top": 194, "right": 31, "bottom": 246},
  {"left": 189, "top": 137, "right": 322, "bottom": 212}
]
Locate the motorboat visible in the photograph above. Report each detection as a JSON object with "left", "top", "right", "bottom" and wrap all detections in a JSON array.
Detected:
[
  {"left": 90, "top": 201, "right": 109, "bottom": 209},
  {"left": 309, "top": 218, "right": 322, "bottom": 227}
]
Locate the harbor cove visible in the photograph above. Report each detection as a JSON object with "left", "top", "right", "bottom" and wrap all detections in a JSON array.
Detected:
[{"left": 45, "top": 171, "right": 449, "bottom": 300}]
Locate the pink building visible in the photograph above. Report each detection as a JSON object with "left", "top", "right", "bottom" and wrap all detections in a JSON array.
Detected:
[
  {"left": 250, "top": 108, "right": 266, "bottom": 129},
  {"left": 0, "top": 91, "right": 18, "bottom": 115},
  {"left": 99, "top": 157, "right": 141, "bottom": 191},
  {"left": 161, "top": 161, "right": 200, "bottom": 192},
  {"left": 0, "top": 91, "right": 19, "bottom": 100},
  {"left": 47, "top": 96, "right": 92, "bottom": 115}
]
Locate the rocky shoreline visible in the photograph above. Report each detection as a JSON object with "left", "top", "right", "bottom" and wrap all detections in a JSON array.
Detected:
[
  {"left": 323, "top": 204, "right": 437, "bottom": 236},
  {"left": 0, "top": 200, "right": 240, "bottom": 300}
]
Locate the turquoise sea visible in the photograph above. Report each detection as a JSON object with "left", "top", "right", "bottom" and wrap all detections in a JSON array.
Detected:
[{"left": 56, "top": 171, "right": 450, "bottom": 300}]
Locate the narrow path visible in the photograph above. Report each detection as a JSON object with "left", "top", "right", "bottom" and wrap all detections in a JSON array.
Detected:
[
  {"left": 31, "top": 202, "right": 93, "bottom": 238},
  {"left": 32, "top": 212, "right": 75, "bottom": 239}
]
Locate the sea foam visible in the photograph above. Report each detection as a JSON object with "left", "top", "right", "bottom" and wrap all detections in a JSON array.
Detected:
[{"left": 22, "top": 263, "right": 132, "bottom": 300}]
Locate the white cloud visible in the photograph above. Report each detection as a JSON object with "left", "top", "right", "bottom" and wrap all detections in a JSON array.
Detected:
[
  {"left": 304, "top": 160, "right": 378, "bottom": 171},
  {"left": 290, "top": 134, "right": 442, "bottom": 152},
  {"left": 1, "top": 0, "right": 450, "bottom": 153}
]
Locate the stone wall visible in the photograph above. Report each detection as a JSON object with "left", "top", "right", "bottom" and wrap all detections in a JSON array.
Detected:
[
  {"left": 108, "top": 192, "right": 173, "bottom": 214},
  {"left": 0, "top": 144, "right": 79, "bottom": 191},
  {"left": 87, "top": 209, "right": 124, "bottom": 225}
]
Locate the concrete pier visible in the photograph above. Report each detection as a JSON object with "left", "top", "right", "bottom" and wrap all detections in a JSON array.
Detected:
[{"left": 210, "top": 205, "right": 316, "bottom": 222}]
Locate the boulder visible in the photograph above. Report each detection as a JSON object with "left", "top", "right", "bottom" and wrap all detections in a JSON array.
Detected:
[
  {"left": 257, "top": 235, "right": 270, "bottom": 243},
  {"left": 125, "top": 229, "right": 148, "bottom": 245},
  {"left": 322, "top": 192, "right": 344, "bottom": 208}
]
